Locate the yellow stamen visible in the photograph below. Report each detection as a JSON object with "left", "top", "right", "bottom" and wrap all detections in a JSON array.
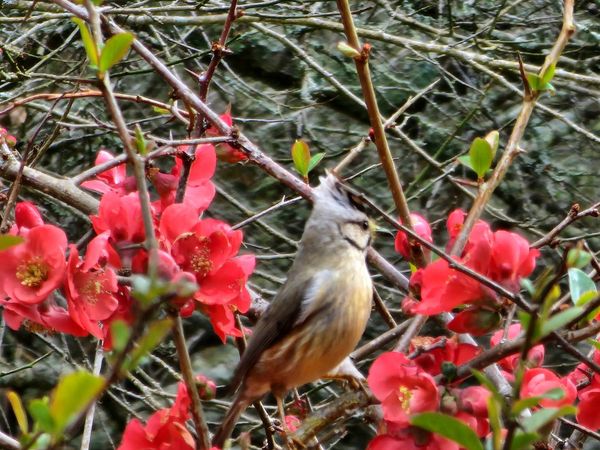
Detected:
[{"left": 16, "top": 258, "right": 49, "bottom": 288}]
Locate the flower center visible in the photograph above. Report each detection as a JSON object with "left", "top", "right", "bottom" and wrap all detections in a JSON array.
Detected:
[
  {"left": 398, "top": 385, "right": 412, "bottom": 412},
  {"left": 191, "top": 239, "right": 212, "bottom": 278},
  {"left": 16, "top": 258, "right": 49, "bottom": 288},
  {"left": 81, "top": 274, "right": 107, "bottom": 304}
]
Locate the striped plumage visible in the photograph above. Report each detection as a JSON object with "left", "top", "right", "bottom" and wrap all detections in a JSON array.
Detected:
[{"left": 212, "top": 174, "right": 373, "bottom": 448}]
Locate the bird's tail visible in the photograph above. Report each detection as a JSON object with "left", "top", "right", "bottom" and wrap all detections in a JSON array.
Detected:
[{"left": 212, "top": 392, "right": 249, "bottom": 449}]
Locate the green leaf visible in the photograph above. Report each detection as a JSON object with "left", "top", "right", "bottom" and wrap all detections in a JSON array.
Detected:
[
  {"left": 72, "top": 18, "right": 98, "bottom": 67},
  {"left": 291, "top": 139, "right": 311, "bottom": 177},
  {"left": 134, "top": 124, "right": 147, "bottom": 155},
  {"left": 307, "top": 152, "right": 325, "bottom": 173},
  {"left": 457, "top": 154, "right": 472, "bottom": 168},
  {"left": 99, "top": 32, "right": 134, "bottom": 73},
  {"left": 124, "top": 318, "right": 173, "bottom": 373},
  {"left": 152, "top": 106, "right": 170, "bottom": 114},
  {"left": 110, "top": 320, "right": 131, "bottom": 353},
  {"left": 0, "top": 234, "right": 24, "bottom": 251},
  {"left": 566, "top": 248, "right": 592, "bottom": 269},
  {"left": 540, "top": 63, "right": 556, "bottom": 86},
  {"left": 522, "top": 406, "right": 576, "bottom": 433},
  {"left": 28, "top": 398, "right": 54, "bottom": 433},
  {"left": 509, "top": 432, "right": 540, "bottom": 450},
  {"left": 7, "top": 391, "right": 28, "bottom": 434},
  {"left": 469, "top": 137, "right": 493, "bottom": 179},
  {"left": 49, "top": 371, "right": 104, "bottom": 433},
  {"left": 411, "top": 412, "right": 484, "bottom": 450},
  {"left": 487, "top": 396, "right": 503, "bottom": 450},
  {"left": 484, "top": 130, "right": 500, "bottom": 157},
  {"left": 336, "top": 41, "right": 360, "bottom": 58},
  {"left": 471, "top": 369, "right": 501, "bottom": 399},
  {"left": 568, "top": 268, "right": 597, "bottom": 304},
  {"left": 526, "top": 73, "right": 540, "bottom": 91},
  {"left": 539, "top": 306, "right": 585, "bottom": 338}
]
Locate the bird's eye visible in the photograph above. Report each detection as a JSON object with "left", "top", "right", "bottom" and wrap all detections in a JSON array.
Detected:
[{"left": 361, "top": 220, "right": 369, "bottom": 231}]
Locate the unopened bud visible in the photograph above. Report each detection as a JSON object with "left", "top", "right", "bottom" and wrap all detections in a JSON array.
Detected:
[{"left": 337, "top": 41, "right": 360, "bottom": 58}]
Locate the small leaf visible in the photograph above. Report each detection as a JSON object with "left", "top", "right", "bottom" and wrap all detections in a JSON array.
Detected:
[
  {"left": 134, "top": 124, "right": 147, "bottom": 155},
  {"left": 124, "top": 318, "right": 173, "bottom": 373},
  {"left": 509, "top": 431, "right": 540, "bottom": 450},
  {"left": 307, "top": 152, "right": 325, "bottom": 173},
  {"left": 99, "top": 32, "right": 134, "bottom": 73},
  {"left": 336, "top": 41, "right": 360, "bottom": 58},
  {"left": 110, "top": 320, "right": 131, "bottom": 353},
  {"left": 457, "top": 154, "right": 472, "bottom": 168},
  {"left": 484, "top": 130, "right": 500, "bottom": 157},
  {"left": 568, "top": 268, "right": 597, "bottom": 304},
  {"left": 411, "top": 412, "right": 484, "bottom": 450},
  {"left": 0, "top": 234, "right": 24, "bottom": 251},
  {"left": 487, "top": 396, "right": 503, "bottom": 450},
  {"left": 50, "top": 371, "right": 104, "bottom": 433},
  {"left": 566, "top": 248, "right": 592, "bottom": 269},
  {"left": 469, "top": 137, "right": 493, "bottom": 179},
  {"left": 7, "top": 391, "right": 28, "bottom": 434},
  {"left": 152, "top": 106, "right": 170, "bottom": 114},
  {"left": 526, "top": 73, "right": 540, "bottom": 91},
  {"left": 522, "top": 406, "right": 576, "bottom": 433},
  {"left": 291, "top": 139, "right": 311, "bottom": 177},
  {"left": 540, "top": 63, "right": 556, "bottom": 86},
  {"left": 539, "top": 306, "right": 585, "bottom": 339},
  {"left": 28, "top": 398, "right": 54, "bottom": 433},
  {"left": 72, "top": 18, "right": 98, "bottom": 66}
]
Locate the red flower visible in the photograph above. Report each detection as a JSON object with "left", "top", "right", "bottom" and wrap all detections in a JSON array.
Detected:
[
  {"left": 81, "top": 149, "right": 135, "bottom": 195},
  {"left": 394, "top": 213, "right": 432, "bottom": 260},
  {"left": 206, "top": 110, "right": 248, "bottom": 163},
  {"left": 577, "top": 387, "right": 600, "bottom": 430},
  {"left": 14, "top": 202, "right": 44, "bottom": 235},
  {"left": 368, "top": 425, "right": 458, "bottom": 450},
  {"left": 408, "top": 259, "right": 485, "bottom": 315},
  {"left": 447, "top": 307, "right": 501, "bottom": 336},
  {"left": 0, "top": 299, "right": 87, "bottom": 336},
  {"left": 159, "top": 204, "right": 255, "bottom": 341},
  {"left": 368, "top": 352, "right": 439, "bottom": 426},
  {"left": 0, "top": 225, "right": 67, "bottom": 304},
  {"left": 118, "top": 382, "right": 194, "bottom": 450},
  {"left": 65, "top": 237, "right": 119, "bottom": 339},
  {"left": 489, "top": 230, "right": 539, "bottom": 290},
  {"left": 410, "top": 336, "right": 480, "bottom": 377},
  {"left": 91, "top": 192, "right": 146, "bottom": 245},
  {"left": 490, "top": 325, "right": 544, "bottom": 372},
  {"left": 150, "top": 144, "right": 216, "bottom": 212},
  {"left": 520, "top": 368, "right": 576, "bottom": 408}
]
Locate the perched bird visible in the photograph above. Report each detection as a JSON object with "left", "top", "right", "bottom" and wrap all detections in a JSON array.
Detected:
[{"left": 212, "top": 173, "right": 374, "bottom": 448}]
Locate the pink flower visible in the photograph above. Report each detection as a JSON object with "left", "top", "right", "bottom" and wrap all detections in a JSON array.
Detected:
[
  {"left": 490, "top": 325, "right": 544, "bottom": 372},
  {"left": 368, "top": 352, "right": 439, "bottom": 426},
  {"left": 0, "top": 225, "right": 67, "bottom": 304},
  {"left": 91, "top": 192, "right": 146, "bottom": 245},
  {"left": 520, "top": 368, "right": 577, "bottom": 408},
  {"left": 410, "top": 336, "right": 480, "bottom": 377},
  {"left": 65, "top": 237, "right": 119, "bottom": 339},
  {"left": 118, "top": 382, "right": 194, "bottom": 450},
  {"left": 81, "top": 149, "right": 135, "bottom": 195},
  {"left": 150, "top": 144, "right": 216, "bottom": 213},
  {"left": 1, "top": 299, "right": 87, "bottom": 336},
  {"left": 206, "top": 110, "right": 248, "bottom": 163},
  {"left": 577, "top": 388, "right": 600, "bottom": 430},
  {"left": 14, "top": 202, "right": 44, "bottom": 235},
  {"left": 395, "top": 213, "right": 432, "bottom": 260},
  {"left": 489, "top": 230, "right": 539, "bottom": 290}
]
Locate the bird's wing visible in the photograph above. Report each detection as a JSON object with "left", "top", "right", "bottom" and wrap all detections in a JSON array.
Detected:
[{"left": 228, "top": 269, "right": 329, "bottom": 394}]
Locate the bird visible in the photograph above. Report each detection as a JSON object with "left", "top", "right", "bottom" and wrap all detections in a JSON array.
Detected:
[{"left": 212, "top": 173, "right": 374, "bottom": 448}]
